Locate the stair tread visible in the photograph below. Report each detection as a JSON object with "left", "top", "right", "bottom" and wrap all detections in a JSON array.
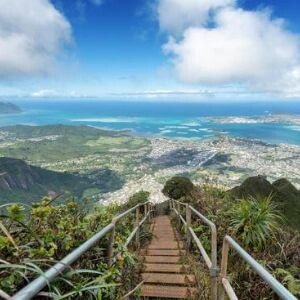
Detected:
[
  {"left": 141, "top": 273, "right": 196, "bottom": 285},
  {"left": 146, "top": 249, "right": 186, "bottom": 256},
  {"left": 144, "top": 255, "right": 181, "bottom": 264},
  {"left": 144, "top": 256, "right": 181, "bottom": 263},
  {"left": 148, "top": 241, "right": 183, "bottom": 249},
  {"left": 144, "top": 263, "right": 189, "bottom": 273},
  {"left": 141, "top": 284, "right": 197, "bottom": 299}
]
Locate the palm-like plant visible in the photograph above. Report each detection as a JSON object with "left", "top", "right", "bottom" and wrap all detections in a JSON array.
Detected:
[{"left": 229, "top": 195, "right": 282, "bottom": 249}]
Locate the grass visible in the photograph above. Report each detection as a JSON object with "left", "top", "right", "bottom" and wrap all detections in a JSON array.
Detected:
[
  {"left": 228, "top": 195, "right": 282, "bottom": 250},
  {"left": 86, "top": 136, "right": 149, "bottom": 151}
]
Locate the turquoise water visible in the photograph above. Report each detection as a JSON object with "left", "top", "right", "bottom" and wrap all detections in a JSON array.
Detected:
[{"left": 1, "top": 100, "right": 300, "bottom": 145}]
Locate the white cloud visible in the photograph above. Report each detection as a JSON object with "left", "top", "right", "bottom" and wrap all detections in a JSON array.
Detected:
[
  {"left": 31, "top": 89, "right": 58, "bottom": 97},
  {"left": 159, "top": 1, "right": 300, "bottom": 97},
  {"left": 158, "top": 0, "right": 235, "bottom": 35},
  {"left": 0, "top": 0, "right": 72, "bottom": 78}
]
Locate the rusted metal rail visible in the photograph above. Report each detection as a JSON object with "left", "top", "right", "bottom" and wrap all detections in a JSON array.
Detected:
[{"left": 12, "top": 202, "right": 153, "bottom": 300}]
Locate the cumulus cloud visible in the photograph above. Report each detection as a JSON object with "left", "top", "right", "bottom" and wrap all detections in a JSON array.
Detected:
[
  {"left": 158, "top": 0, "right": 235, "bottom": 35},
  {"left": 159, "top": 1, "right": 300, "bottom": 97},
  {"left": 0, "top": 0, "right": 72, "bottom": 78}
]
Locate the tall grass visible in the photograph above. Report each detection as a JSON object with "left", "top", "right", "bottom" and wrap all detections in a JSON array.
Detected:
[{"left": 229, "top": 195, "right": 282, "bottom": 250}]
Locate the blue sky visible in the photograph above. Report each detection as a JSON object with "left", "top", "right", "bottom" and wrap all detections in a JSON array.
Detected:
[{"left": 0, "top": 0, "right": 300, "bottom": 101}]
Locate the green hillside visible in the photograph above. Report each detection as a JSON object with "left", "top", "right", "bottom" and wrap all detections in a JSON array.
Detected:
[
  {"left": 0, "top": 157, "right": 100, "bottom": 204},
  {"left": 230, "top": 175, "right": 300, "bottom": 229}
]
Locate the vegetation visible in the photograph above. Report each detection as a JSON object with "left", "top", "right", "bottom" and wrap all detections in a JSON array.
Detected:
[
  {"left": 231, "top": 175, "right": 300, "bottom": 229},
  {"left": 124, "top": 190, "right": 150, "bottom": 210},
  {"left": 0, "top": 125, "right": 152, "bottom": 204},
  {"left": 0, "top": 157, "right": 101, "bottom": 204},
  {"left": 162, "top": 176, "right": 195, "bottom": 200},
  {"left": 0, "top": 191, "right": 150, "bottom": 299},
  {"left": 0, "top": 125, "right": 149, "bottom": 163},
  {"left": 164, "top": 177, "right": 300, "bottom": 299},
  {"left": 228, "top": 195, "right": 282, "bottom": 250}
]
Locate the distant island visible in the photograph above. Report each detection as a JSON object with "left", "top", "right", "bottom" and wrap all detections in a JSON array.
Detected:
[{"left": 0, "top": 101, "right": 22, "bottom": 114}]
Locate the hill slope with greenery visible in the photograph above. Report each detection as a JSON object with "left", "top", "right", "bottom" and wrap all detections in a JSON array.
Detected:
[
  {"left": 230, "top": 175, "right": 300, "bottom": 229},
  {"left": 0, "top": 157, "right": 99, "bottom": 204}
]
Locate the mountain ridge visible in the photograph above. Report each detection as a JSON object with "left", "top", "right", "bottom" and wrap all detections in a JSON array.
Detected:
[{"left": 0, "top": 101, "right": 22, "bottom": 114}]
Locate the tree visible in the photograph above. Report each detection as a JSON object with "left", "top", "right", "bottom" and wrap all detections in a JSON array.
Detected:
[
  {"left": 162, "top": 176, "right": 194, "bottom": 200},
  {"left": 125, "top": 190, "right": 150, "bottom": 209}
]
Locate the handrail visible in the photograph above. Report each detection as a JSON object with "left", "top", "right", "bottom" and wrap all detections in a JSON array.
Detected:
[
  {"left": 170, "top": 199, "right": 218, "bottom": 300},
  {"left": 12, "top": 201, "right": 152, "bottom": 300},
  {"left": 219, "top": 235, "right": 297, "bottom": 300},
  {"left": 170, "top": 199, "right": 297, "bottom": 300}
]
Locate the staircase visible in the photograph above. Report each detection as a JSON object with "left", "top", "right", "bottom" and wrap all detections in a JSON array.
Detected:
[{"left": 140, "top": 215, "right": 197, "bottom": 299}]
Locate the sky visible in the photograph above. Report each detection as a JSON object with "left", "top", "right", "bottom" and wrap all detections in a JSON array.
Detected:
[{"left": 0, "top": 0, "right": 300, "bottom": 101}]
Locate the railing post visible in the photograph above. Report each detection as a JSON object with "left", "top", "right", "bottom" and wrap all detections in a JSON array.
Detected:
[
  {"left": 170, "top": 200, "right": 175, "bottom": 218},
  {"left": 218, "top": 238, "right": 229, "bottom": 300},
  {"left": 135, "top": 206, "right": 140, "bottom": 249},
  {"left": 148, "top": 203, "right": 151, "bottom": 222},
  {"left": 176, "top": 202, "right": 180, "bottom": 228},
  {"left": 209, "top": 223, "right": 218, "bottom": 300},
  {"left": 186, "top": 204, "right": 191, "bottom": 251},
  {"left": 107, "top": 220, "right": 116, "bottom": 267},
  {"left": 179, "top": 203, "right": 182, "bottom": 227},
  {"left": 144, "top": 202, "right": 148, "bottom": 219}
]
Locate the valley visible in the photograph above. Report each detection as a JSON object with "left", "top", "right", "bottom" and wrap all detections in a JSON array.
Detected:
[{"left": 1, "top": 124, "right": 300, "bottom": 206}]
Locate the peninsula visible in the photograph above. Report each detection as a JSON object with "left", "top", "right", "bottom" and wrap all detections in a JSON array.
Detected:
[{"left": 0, "top": 101, "right": 22, "bottom": 114}]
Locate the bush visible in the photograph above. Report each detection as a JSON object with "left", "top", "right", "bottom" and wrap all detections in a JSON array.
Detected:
[
  {"left": 162, "top": 176, "right": 194, "bottom": 200},
  {"left": 126, "top": 191, "right": 150, "bottom": 207},
  {"left": 0, "top": 195, "right": 145, "bottom": 298},
  {"left": 229, "top": 195, "right": 282, "bottom": 250}
]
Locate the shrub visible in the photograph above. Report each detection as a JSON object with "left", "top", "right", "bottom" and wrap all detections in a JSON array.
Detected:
[
  {"left": 125, "top": 190, "right": 150, "bottom": 209},
  {"left": 162, "top": 176, "right": 194, "bottom": 200},
  {"left": 229, "top": 195, "right": 282, "bottom": 250},
  {"left": 0, "top": 195, "right": 145, "bottom": 298}
]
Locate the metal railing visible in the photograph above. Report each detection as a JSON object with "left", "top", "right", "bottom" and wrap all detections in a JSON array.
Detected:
[
  {"left": 219, "top": 235, "right": 297, "bottom": 300},
  {"left": 170, "top": 199, "right": 218, "bottom": 300},
  {"left": 8, "top": 198, "right": 297, "bottom": 300},
  {"left": 169, "top": 199, "right": 297, "bottom": 300},
  {"left": 12, "top": 202, "right": 153, "bottom": 300}
]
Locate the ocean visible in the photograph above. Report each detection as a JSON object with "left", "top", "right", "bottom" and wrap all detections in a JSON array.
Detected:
[{"left": 1, "top": 99, "right": 300, "bottom": 145}]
